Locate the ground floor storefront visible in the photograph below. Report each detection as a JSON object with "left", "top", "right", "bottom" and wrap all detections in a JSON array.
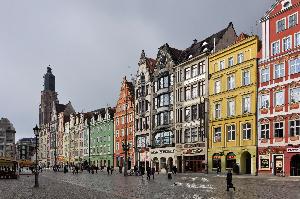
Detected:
[
  {"left": 258, "top": 146, "right": 300, "bottom": 176},
  {"left": 175, "top": 143, "right": 207, "bottom": 173},
  {"left": 90, "top": 155, "right": 113, "bottom": 167},
  {"left": 114, "top": 154, "right": 134, "bottom": 169},
  {"left": 208, "top": 146, "right": 257, "bottom": 175},
  {"left": 150, "top": 147, "right": 175, "bottom": 173},
  {"left": 136, "top": 149, "right": 151, "bottom": 168}
]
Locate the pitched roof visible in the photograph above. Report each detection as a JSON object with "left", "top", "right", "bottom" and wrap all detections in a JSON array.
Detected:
[
  {"left": 178, "top": 22, "right": 235, "bottom": 63},
  {"left": 146, "top": 57, "right": 156, "bottom": 74},
  {"left": 55, "top": 103, "right": 66, "bottom": 113}
]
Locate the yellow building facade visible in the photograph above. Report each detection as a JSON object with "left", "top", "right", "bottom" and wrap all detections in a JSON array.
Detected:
[{"left": 208, "top": 35, "right": 259, "bottom": 175}]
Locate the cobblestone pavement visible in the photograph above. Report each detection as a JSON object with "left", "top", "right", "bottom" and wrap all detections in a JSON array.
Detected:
[{"left": 1, "top": 171, "right": 300, "bottom": 199}]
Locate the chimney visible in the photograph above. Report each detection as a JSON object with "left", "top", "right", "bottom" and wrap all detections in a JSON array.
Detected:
[{"left": 193, "top": 39, "right": 197, "bottom": 44}]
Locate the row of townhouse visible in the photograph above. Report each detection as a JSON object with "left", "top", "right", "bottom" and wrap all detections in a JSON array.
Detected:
[{"left": 38, "top": 0, "right": 300, "bottom": 176}]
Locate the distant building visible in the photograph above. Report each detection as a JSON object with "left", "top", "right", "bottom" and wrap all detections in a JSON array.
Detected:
[
  {"left": 16, "top": 138, "right": 35, "bottom": 161},
  {"left": 0, "top": 118, "right": 16, "bottom": 159}
]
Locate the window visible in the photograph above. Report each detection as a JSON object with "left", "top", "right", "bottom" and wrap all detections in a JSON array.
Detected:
[
  {"left": 227, "top": 125, "right": 236, "bottom": 141},
  {"left": 290, "top": 58, "right": 300, "bottom": 74},
  {"left": 290, "top": 87, "right": 300, "bottom": 103},
  {"left": 261, "top": 124, "right": 270, "bottom": 139},
  {"left": 242, "top": 70, "right": 250, "bottom": 86},
  {"left": 192, "top": 65, "right": 198, "bottom": 77},
  {"left": 227, "top": 75, "right": 235, "bottom": 90},
  {"left": 242, "top": 96, "right": 251, "bottom": 114},
  {"left": 242, "top": 123, "right": 251, "bottom": 140},
  {"left": 215, "top": 80, "right": 221, "bottom": 94},
  {"left": 191, "top": 84, "right": 198, "bottom": 99},
  {"left": 275, "top": 91, "right": 284, "bottom": 106},
  {"left": 227, "top": 99, "right": 235, "bottom": 116},
  {"left": 261, "top": 67, "right": 270, "bottom": 83},
  {"left": 220, "top": 60, "right": 225, "bottom": 70},
  {"left": 116, "top": 142, "right": 119, "bottom": 151},
  {"left": 121, "top": 116, "right": 124, "bottom": 124},
  {"left": 228, "top": 57, "right": 234, "bottom": 67},
  {"left": 215, "top": 103, "right": 221, "bottom": 119},
  {"left": 163, "top": 76, "right": 169, "bottom": 88},
  {"left": 116, "top": 118, "right": 119, "bottom": 125},
  {"left": 214, "top": 127, "right": 221, "bottom": 142},
  {"left": 288, "top": 13, "right": 298, "bottom": 28},
  {"left": 185, "top": 86, "right": 191, "bottom": 100},
  {"left": 185, "top": 67, "right": 191, "bottom": 80},
  {"left": 283, "top": 36, "right": 291, "bottom": 51},
  {"left": 191, "top": 128, "right": 197, "bottom": 142},
  {"left": 121, "top": 129, "right": 124, "bottom": 136},
  {"left": 290, "top": 120, "right": 300, "bottom": 136},
  {"left": 199, "top": 61, "right": 205, "bottom": 74},
  {"left": 272, "top": 41, "right": 280, "bottom": 55},
  {"left": 116, "top": 130, "right": 119, "bottom": 137},
  {"left": 185, "top": 107, "right": 191, "bottom": 122},
  {"left": 261, "top": 94, "right": 270, "bottom": 108},
  {"left": 191, "top": 105, "right": 198, "bottom": 121},
  {"left": 274, "top": 122, "right": 284, "bottom": 138},
  {"left": 295, "top": 32, "right": 300, "bottom": 47},
  {"left": 199, "top": 81, "right": 205, "bottom": 96},
  {"left": 274, "top": 63, "right": 285, "bottom": 78},
  {"left": 237, "top": 53, "right": 244, "bottom": 64},
  {"left": 184, "top": 129, "right": 191, "bottom": 143},
  {"left": 277, "top": 18, "right": 286, "bottom": 32}
]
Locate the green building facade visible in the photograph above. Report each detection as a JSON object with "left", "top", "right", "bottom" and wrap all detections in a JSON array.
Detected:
[{"left": 89, "top": 107, "right": 115, "bottom": 167}]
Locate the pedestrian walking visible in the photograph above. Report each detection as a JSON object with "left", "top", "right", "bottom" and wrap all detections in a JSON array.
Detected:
[
  {"left": 226, "top": 170, "right": 235, "bottom": 191},
  {"left": 119, "top": 166, "right": 122, "bottom": 174},
  {"left": 107, "top": 166, "right": 110, "bottom": 175},
  {"left": 151, "top": 167, "right": 155, "bottom": 180},
  {"left": 146, "top": 167, "right": 151, "bottom": 180},
  {"left": 110, "top": 166, "right": 114, "bottom": 175},
  {"left": 95, "top": 166, "right": 98, "bottom": 173},
  {"left": 141, "top": 166, "right": 145, "bottom": 178}
]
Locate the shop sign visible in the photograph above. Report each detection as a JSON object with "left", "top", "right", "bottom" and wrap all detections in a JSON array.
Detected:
[
  {"left": 287, "top": 148, "right": 300, "bottom": 153},
  {"left": 183, "top": 148, "right": 203, "bottom": 154},
  {"left": 183, "top": 143, "right": 205, "bottom": 148},
  {"left": 227, "top": 155, "right": 236, "bottom": 160},
  {"left": 259, "top": 155, "right": 270, "bottom": 169},
  {"left": 150, "top": 149, "right": 175, "bottom": 154}
]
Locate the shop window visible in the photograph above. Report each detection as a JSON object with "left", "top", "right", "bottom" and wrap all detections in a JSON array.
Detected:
[
  {"left": 226, "top": 152, "right": 236, "bottom": 169},
  {"left": 212, "top": 153, "right": 221, "bottom": 169}
]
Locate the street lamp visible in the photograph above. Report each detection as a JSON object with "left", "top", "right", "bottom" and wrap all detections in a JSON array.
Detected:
[{"left": 33, "top": 124, "right": 40, "bottom": 188}]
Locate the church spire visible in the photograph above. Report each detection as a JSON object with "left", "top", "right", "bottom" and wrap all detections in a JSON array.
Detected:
[{"left": 43, "top": 65, "right": 55, "bottom": 91}]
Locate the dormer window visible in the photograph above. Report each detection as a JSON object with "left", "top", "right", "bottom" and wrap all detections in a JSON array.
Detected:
[{"left": 282, "top": 0, "right": 292, "bottom": 10}]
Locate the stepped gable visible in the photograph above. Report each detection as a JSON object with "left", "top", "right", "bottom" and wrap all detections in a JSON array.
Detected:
[{"left": 179, "top": 22, "right": 236, "bottom": 63}]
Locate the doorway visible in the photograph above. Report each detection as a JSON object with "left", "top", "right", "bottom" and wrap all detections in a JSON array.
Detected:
[
  {"left": 290, "top": 155, "right": 300, "bottom": 176},
  {"left": 241, "top": 151, "right": 251, "bottom": 174}
]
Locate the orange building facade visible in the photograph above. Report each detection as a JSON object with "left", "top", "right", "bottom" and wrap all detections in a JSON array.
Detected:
[{"left": 114, "top": 77, "right": 135, "bottom": 169}]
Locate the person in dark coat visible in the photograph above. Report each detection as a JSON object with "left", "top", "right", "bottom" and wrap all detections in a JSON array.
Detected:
[
  {"left": 151, "top": 167, "right": 155, "bottom": 179},
  {"left": 107, "top": 166, "right": 110, "bottom": 175},
  {"left": 141, "top": 166, "right": 145, "bottom": 177},
  {"left": 110, "top": 166, "right": 114, "bottom": 175},
  {"left": 226, "top": 170, "right": 235, "bottom": 191},
  {"left": 146, "top": 167, "right": 151, "bottom": 180}
]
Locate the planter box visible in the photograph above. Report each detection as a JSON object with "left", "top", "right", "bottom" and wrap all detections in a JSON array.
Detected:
[
  {"left": 275, "top": 137, "right": 283, "bottom": 142},
  {"left": 290, "top": 136, "right": 299, "bottom": 141},
  {"left": 275, "top": 106, "right": 284, "bottom": 112},
  {"left": 290, "top": 103, "right": 299, "bottom": 110}
]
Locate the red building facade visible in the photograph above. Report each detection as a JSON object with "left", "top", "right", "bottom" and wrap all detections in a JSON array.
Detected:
[
  {"left": 258, "top": 0, "right": 300, "bottom": 176},
  {"left": 114, "top": 77, "right": 135, "bottom": 169}
]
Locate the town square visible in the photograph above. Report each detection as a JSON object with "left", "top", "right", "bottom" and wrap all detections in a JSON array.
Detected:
[{"left": 1, "top": 0, "right": 300, "bottom": 198}]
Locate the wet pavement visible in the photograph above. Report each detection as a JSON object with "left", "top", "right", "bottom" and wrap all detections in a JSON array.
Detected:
[{"left": 1, "top": 170, "right": 300, "bottom": 199}]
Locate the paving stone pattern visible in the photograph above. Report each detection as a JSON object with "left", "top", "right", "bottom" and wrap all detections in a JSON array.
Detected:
[{"left": 1, "top": 171, "right": 300, "bottom": 199}]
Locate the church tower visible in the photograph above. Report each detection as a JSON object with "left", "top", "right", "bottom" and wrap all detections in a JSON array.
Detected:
[{"left": 39, "top": 67, "right": 58, "bottom": 126}]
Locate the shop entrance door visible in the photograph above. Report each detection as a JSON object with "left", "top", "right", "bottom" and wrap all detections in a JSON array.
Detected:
[
  {"left": 290, "top": 155, "right": 300, "bottom": 176},
  {"left": 273, "top": 155, "right": 283, "bottom": 176}
]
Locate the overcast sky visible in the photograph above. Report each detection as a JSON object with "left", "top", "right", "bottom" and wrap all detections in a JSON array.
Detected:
[{"left": 0, "top": 0, "right": 275, "bottom": 140}]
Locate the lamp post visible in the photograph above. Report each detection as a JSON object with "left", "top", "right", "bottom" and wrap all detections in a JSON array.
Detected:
[
  {"left": 33, "top": 124, "right": 40, "bottom": 188},
  {"left": 88, "top": 121, "right": 91, "bottom": 166}
]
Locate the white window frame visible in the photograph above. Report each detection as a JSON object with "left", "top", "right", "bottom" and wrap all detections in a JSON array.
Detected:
[
  {"left": 261, "top": 94, "right": 270, "bottom": 109},
  {"left": 261, "top": 67, "right": 270, "bottom": 83},
  {"left": 290, "top": 119, "right": 300, "bottom": 136},
  {"left": 215, "top": 79, "right": 221, "bottom": 94},
  {"left": 227, "top": 98, "right": 235, "bottom": 117},
  {"left": 214, "top": 127, "right": 222, "bottom": 142},
  {"left": 237, "top": 53, "right": 244, "bottom": 64},
  {"left": 215, "top": 103, "right": 221, "bottom": 119},
  {"left": 274, "top": 122, "right": 284, "bottom": 138},
  {"left": 288, "top": 12, "right": 298, "bottom": 28},
  {"left": 242, "top": 70, "right": 250, "bottom": 86},
  {"left": 276, "top": 18, "right": 286, "bottom": 33},
  {"left": 290, "top": 58, "right": 300, "bottom": 75},
  {"left": 242, "top": 123, "right": 251, "bottom": 140},
  {"left": 274, "top": 63, "right": 285, "bottom": 79},
  {"left": 227, "top": 75, "right": 235, "bottom": 90},
  {"left": 275, "top": 91, "right": 284, "bottom": 106},
  {"left": 227, "top": 124, "right": 236, "bottom": 141},
  {"left": 242, "top": 95, "right": 251, "bottom": 114},
  {"left": 290, "top": 87, "right": 300, "bottom": 103},
  {"left": 295, "top": 32, "right": 300, "bottom": 47},
  {"left": 260, "top": 123, "right": 270, "bottom": 139},
  {"left": 272, "top": 40, "right": 280, "bottom": 56},
  {"left": 283, "top": 36, "right": 292, "bottom": 51},
  {"left": 228, "top": 57, "right": 234, "bottom": 67},
  {"left": 220, "top": 60, "right": 225, "bottom": 70}
]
